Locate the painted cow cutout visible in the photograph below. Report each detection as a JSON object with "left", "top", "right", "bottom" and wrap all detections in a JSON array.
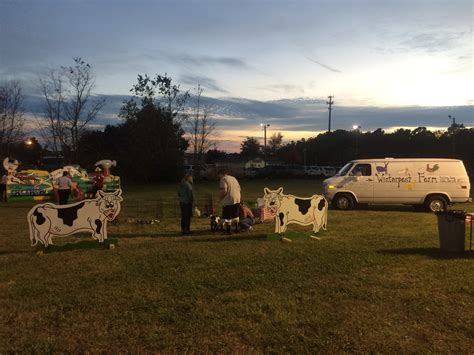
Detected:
[
  {"left": 263, "top": 187, "right": 328, "bottom": 234},
  {"left": 27, "top": 189, "right": 123, "bottom": 247}
]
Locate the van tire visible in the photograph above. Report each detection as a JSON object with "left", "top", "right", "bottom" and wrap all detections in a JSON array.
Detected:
[
  {"left": 425, "top": 195, "right": 448, "bottom": 213},
  {"left": 333, "top": 193, "right": 355, "bottom": 210}
]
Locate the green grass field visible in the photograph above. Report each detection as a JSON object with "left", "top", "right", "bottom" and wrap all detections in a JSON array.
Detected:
[{"left": 1, "top": 179, "right": 473, "bottom": 353}]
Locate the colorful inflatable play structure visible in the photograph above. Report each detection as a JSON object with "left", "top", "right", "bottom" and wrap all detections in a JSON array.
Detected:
[{"left": 2, "top": 158, "right": 121, "bottom": 202}]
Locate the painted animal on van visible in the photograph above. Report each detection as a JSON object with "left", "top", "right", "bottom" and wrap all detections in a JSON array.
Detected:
[
  {"left": 263, "top": 187, "right": 328, "bottom": 234},
  {"left": 426, "top": 164, "right": 439, "bottom": 173},
  {"left": 376, "top": 162, "right": 389, "bottom": 173},
  {"left": 27, "top": 189, "right": 123, "bottom": 247}
]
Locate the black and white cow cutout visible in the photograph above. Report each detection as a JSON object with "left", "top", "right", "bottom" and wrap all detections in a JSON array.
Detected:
[
  {"left": 27, "top": 189, "right": 123, "bottom": 247},
  {"left": 263, "top": 187, "right": 328, "bottom": 235}
]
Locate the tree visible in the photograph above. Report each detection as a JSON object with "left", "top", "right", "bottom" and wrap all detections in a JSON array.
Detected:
[
  {"left": 37, "top": 68, "right": 67, "bottom": 155},
  {"left": 37, "top": 58, "right": 105, "bottom": 161},
  {"left": 118, "top": 73, "right": 190, "bottom": 181},
  {"left": 268, "top": 132, "right": 283, "bottom": 154},
  {"left": 0, "top": 81, "right": 25, "bottom": 157},
  {"left": 240, "top": 137, "right": 261, "bottom": 157},
  {"left": 188, "top": 85, "right": 216, "bottom": 171},
  {"left": 62, "top": 58, "right": 105, "bottom": 160}
]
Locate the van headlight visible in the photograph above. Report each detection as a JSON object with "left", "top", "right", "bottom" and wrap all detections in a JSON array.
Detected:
[{"left": 328, "top": 185, "right": 336, "bottom": 189}]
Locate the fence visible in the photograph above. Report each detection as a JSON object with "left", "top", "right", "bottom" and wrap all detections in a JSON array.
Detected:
[{"left": 122, "top": 193, "right": 215, "bottom": 220}]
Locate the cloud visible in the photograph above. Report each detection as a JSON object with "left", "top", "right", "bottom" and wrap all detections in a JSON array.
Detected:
[
  {"left": 179, "top": 75, "right": 228, "bottom": 94},
  {"left": 259, "top": 84, "right": 305, "bottom": 95},
  {"left": 19, "top": 94, "right": 474, "bottom": 147},
  {"left": 303, "top": 55, "right": 342, "bottom": 73},
  {"left": 169, "top": 53, "right": 249, "bottom": 69},
  {"left": 398, "top": 31, "right": 467, "bottom": 53}
]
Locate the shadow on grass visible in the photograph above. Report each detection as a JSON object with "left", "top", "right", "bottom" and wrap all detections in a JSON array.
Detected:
[
  {"left": 0, "top": 250, "right": 30, "bottom": 256},
  {"left": 112, "top": 229, "right": 230, "bottom": 238},
  {"left": 353, "top": 204, "right": 418, "bottom": 212},
  {"left": 36, "top": 238, "right": 119, "bottom": 254},
  {"left": 378, "top": 247, "right": 474, "bottom": 259}
]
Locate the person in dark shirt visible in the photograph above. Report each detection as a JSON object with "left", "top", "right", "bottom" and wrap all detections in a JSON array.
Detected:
[
  {"left": 93, "top": 168, "right": 105, "bottom": 197},
  {"left": 178, "top": 174, "right": 194, "bottom": 235}
]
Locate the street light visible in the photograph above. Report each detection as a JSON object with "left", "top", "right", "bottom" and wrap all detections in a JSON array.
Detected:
[
  {"left": 448, "top": 115, "right": 456, "bottom": 126},
  {"left": 24, "top": 137, "right": 42, "bottom": 166},
  {"left": 260, "top": 123, "right": 270, "bottom": 168}
]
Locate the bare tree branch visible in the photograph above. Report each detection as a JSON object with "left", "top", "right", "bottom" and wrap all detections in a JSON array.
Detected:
[{"left": 0, "top": 81, "right": 25, "bottom": 156}]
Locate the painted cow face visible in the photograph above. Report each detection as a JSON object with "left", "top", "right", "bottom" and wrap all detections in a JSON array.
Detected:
[
  {"left": 97, "top": 189, "right": 123, "bottom": 221},
  {"left": 263, "top": 187, "right": 284, "bottom": 211}
]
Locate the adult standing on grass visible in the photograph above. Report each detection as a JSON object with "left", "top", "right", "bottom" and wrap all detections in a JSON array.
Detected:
[
  {"left": 56, "top": 171, "right": 72, "bottom": 205},
  {"left": 178, "top": 173, "right": 194, "bottom": 235},
  {"left": 218, "top": 168, "right": 241, "bottom": 234},
  {"left": 92, "top": 167, "right": 105, "bottom": 197},
  {"left": 0, "top": 171, "right": 7, "bottom": 202}
]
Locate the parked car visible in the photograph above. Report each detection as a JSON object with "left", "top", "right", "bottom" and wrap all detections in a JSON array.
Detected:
[
  {"left": 321, "top": 166, "right": 337, "bottom": 177},
  {"left": 265, "top": 165, "right": 287, "bottom": 178},
  {"left": 287, "top": 165, "right": 306, "bottom": 177},
  {"left": 305, "top": 165, "right": 323, "bottom": 177},
  {"left": 244, "top": 168, "right": 259, "bottom": 178}
]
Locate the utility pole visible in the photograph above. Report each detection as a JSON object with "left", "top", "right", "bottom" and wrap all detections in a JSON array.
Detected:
[
  {"left": 326, "top": 95, "right": 334, "bottom": 132},
  {"left": 260, "top": 123, "right": 270, "bottom": 168}
]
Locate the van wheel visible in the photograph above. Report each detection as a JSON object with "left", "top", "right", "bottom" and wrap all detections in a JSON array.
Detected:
[
  {"left": 333, "top": 193, "right": 355, "bottom": 210},
  {"left": 425, "top": 195, "right": 448, "bottom": 213}
]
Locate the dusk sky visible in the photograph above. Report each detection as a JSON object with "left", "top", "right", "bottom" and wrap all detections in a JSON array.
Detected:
[{"left": 1, "top": 0, "right": 472, "bottom": 151}]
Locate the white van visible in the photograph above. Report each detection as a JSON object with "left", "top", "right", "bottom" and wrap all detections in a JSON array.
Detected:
[{"left": 323, "top": 158, "right": 471, "bottom": 212}]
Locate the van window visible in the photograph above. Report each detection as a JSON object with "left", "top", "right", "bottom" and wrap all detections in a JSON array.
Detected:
[
  {"left": 337, "top": 162, "right": 354, "bottom": 176},
  {"left": 351, "top": 164, "right": 372, "bottom": 176}
]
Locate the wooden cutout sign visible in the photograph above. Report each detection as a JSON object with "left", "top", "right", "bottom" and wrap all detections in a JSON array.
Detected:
[
  {"left": 263, "top": 187, "right": 328, "bottom": 234},
  {"left": 27, "top": 189, "right": 123, "bottom": 247}
]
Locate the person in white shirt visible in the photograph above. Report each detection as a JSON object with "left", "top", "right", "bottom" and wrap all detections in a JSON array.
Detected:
[
  {"left": 218, "top": 168, "right": 241, "bottom": 234},
  {"left": 56, "top": 171, "right": 72, "bottom": 205}
]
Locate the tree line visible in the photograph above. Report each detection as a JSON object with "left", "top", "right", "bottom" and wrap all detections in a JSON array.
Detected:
[
  {"left": 237, "top": 126, "right": 474, "bottom": 177},
  {"left": 1, "top": 57, "right": 472, "bottom": 181}
]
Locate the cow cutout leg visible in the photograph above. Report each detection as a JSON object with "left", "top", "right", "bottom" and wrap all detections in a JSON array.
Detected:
[
  {"left": 46, "top": 233, "right": 54, "bottom": 247},
  {"left": 100, "top": 221, "right": 108, "bottom": 243},
  {"left": 312, "top": 222, "right": 321, "bottom": 234},
  {"left": 36, "top": 223, "right": 52, "bottom": 247}
]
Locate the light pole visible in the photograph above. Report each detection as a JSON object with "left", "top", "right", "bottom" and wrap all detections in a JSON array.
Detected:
[
  {"left": 303, "top": 148, "right": 307, "bottom": 171},
  {"left": 260, "top": 123, "right": 270, "bottom": 168},
  {"left": 448, "top": 115, "right": 456, "bottom": 157},
  {"left": 352, "top": 125, "right": 361, "bottom": 158},
  {"left": 25, "top": 137, "right": 42, "bottom": 166},
  {"left": 448, "top": 115, "right": 456, "bottom": 126}
]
